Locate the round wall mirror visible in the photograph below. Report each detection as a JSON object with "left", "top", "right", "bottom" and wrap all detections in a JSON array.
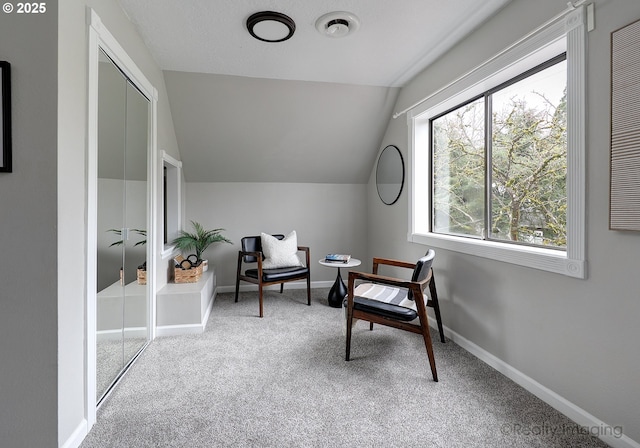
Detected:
[{"left": 376, "top": 145, "right": 405, "bottom": 205}]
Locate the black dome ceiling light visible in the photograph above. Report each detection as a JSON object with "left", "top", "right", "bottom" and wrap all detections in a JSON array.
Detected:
[{"left": 246, "top": 11, "right": 296, "bottom": 43}]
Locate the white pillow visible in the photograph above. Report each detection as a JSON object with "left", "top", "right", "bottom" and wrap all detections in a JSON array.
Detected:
[{"left": 261, "top": 231, "right": 303, "bottom": 269}]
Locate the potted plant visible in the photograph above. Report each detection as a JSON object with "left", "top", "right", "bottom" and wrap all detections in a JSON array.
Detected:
[
  {"left": 108, "top": 228, "right": 147, "bottom": 248},
  {"left": 172, "top": 221, "right": 231, "bottom": 271},
  {"left": 107, "top": 228, "right": 147, "bottom": 284}
]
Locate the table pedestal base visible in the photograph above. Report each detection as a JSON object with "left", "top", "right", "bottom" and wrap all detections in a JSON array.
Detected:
[{"left": 328, "top": 268, "right": 346, "bottom": 308}]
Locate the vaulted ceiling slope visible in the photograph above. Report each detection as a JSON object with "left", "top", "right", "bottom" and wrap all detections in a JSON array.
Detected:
[
  {"left": 164, "top": 72, "right": 398, "bottom": 183},
  {"left": 120, "top": 0, "right": 513, "bottom": 183}
]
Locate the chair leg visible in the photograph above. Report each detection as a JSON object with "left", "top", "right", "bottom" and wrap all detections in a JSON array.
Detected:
[
  {"left": 306, "top": 275, "right": 311, "bottom": 306},
  {"left": 235, "top": 255, "right": 242, "bottom": 303},
  {"left": 429, "top": 275, "right": 445, "bottom": 343},
  {"left": 369, "top": 322, "right": 373, "bottom": 331},
  {"left": 279, "top": 283, "right": 284, "bottom": 293},
  {"left": 345, "top": 310, "right": 353, "bottom": 361},
  {"left": 258, "top": 284, "right": 264, "bottom": 318},
  {"left": 421, "top": 327, "right": 438, "bottom": 382}
]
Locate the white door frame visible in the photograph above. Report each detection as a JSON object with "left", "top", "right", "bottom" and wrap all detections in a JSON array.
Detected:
[{"left": 86, "top": 8, "right": 158, "bottom": 428}]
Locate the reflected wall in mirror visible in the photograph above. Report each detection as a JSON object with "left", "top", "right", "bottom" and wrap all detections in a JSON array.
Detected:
[
  {"left": 376, "top": 145, "right": 405, "bottom": 205},
  {"left": 96, "top": 49, "right": 149, "bottom": 403}
]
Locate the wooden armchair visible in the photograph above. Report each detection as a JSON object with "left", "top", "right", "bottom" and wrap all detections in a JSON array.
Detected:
[
  {"left": 235, "top": 233, "right": 311, "bottom": 317},
  {"left": 345, "top": 250, "right": 443, "bottom": 381}
]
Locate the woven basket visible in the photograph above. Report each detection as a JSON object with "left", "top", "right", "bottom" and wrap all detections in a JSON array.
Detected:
[
  {"left": 137, "top": 269, "right": 147, "bottom": 285},
  {"left": 174, "top": 263, "right": 203, "bottom": 283}
]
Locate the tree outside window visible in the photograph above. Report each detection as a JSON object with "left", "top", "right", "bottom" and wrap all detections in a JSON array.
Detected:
[{"left": 430, "top": 56, "right": 567, "bottom": 248}]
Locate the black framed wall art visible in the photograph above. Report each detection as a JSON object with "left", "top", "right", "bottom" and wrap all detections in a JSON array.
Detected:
[{"left": 0, "top": 61, "right": 11, "bottom": 173}]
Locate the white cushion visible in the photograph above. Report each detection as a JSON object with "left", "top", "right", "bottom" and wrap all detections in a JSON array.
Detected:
[{"left": 260, "top": 231, "right": 303, "bottom": 269}]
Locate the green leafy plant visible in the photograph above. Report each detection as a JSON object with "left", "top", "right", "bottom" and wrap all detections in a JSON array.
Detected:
[
  {"left": 107, "top": 229, "right": 147, "bottom": 272},
  {"left": 108, "top": 229, "right": 147, "bottom": 247},
  {"left": 172, "top": 221, "right": 231, "bottom": 261}
]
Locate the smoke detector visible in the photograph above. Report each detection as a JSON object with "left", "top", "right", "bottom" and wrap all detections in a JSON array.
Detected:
[{"left": 315, "top": 12, "right": 360, "bottom": 38}]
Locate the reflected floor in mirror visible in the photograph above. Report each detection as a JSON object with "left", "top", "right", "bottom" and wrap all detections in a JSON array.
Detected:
[{"left": 97, "top": 338, "right": 147, "bottom": 401}]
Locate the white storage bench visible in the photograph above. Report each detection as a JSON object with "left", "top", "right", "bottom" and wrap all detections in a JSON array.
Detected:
[{"left": 156, "top": 269, "right": 216, "bottom": 336}]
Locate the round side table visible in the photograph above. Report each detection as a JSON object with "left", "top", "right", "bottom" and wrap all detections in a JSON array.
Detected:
[{"left": 318, "top": 258, "right": 361, "bottom": 308}]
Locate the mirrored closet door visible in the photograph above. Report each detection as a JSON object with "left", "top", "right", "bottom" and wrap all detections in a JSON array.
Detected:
[{"left": 96, "top": 49, "right": 150, "bottom": 403}]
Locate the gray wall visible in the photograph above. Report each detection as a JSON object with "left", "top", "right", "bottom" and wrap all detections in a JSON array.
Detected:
[
  {"left": 0, "top": 5, "right": 59, "bottom": 447},
  {"left": 163, "top": 71, "right": 399, "bottom": 184},
  {"left": 370, "top": 0, "right": 640, "bottom": 442},
  {"left": 185, "top": 182, "right": 368, "bottom": 288}
]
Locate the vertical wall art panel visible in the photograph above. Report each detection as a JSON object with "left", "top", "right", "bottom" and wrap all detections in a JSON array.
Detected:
[
  {"left": 0, "top": 61, "right": 11, "bottom": 173},
  {"left": 610, "top": 18, "right": 640, "bottom": 231}
]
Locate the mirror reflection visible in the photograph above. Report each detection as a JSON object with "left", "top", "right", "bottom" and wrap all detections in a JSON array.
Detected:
[
  {"left": 376, "top": 145, "right": 405, "bottom": 205},
  {"left": 96, "top": 49, "right": 149, "bottom": 402}
]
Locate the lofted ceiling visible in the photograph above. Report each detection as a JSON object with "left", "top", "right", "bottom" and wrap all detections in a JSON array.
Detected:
[{"left": 119, "top": 0, "right": 513, "bottom": 183}]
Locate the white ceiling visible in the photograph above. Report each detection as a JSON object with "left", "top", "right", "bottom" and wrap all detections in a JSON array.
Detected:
[
  {"left": 116, "top": 0, "right": 514, "bottom": 183},
  {"left": 119, "top": 0, "right": 513, "bottom": 87}
]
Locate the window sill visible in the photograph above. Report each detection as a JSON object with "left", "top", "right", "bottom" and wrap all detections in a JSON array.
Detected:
[
  {"left": 161, "top": 245, "right": 179, "bottom": 260},
  {"left": 409, "top": 232, "right": 585, "bottom": 279}
]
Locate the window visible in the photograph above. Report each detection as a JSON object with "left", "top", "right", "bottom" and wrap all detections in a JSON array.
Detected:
[
  {"left": 431, "top": 55, "right": 567, "bottom": 248},
  {"left": 408, "top": 8, "right": 586, "bottom": 278},
  {"left": 162, "top": 151, "right": 182, "bottom": 255}
]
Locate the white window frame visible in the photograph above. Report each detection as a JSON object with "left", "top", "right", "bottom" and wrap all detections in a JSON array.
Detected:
[
  {"left": 161, "top": 150, "right": 183, "bottom": 258},
  {"left": 408, "top": 7, "right": 586, "bottom": 278}
]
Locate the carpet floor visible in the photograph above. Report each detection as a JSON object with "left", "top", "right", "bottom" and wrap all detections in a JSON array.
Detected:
[{"left": 80, "top": 288, "right": 608, "bottom": 448}]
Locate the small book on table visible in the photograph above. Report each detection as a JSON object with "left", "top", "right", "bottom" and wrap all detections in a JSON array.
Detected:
[{"left": 325, "top": 254, "right": 351, "bottom": 263}]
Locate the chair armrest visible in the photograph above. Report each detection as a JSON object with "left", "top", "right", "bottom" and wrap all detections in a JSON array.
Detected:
[
  {"left": 237, "top": 250, "right": 265, "bottom": 277},
  {"left": 349, "top": 270, "right": 420, "bottom": 290},
  {"left": 372, "top": 257, "right": 416, "bottom": 274},
  {"left": 239, "top": 250, "right": 262, "bottom": 259},
  {"left": 237, "top": 250, "right": 264, "bottom": 273},
  {"left": 363, "top": 257, "right": 433, "bottom": 290},
  {"left": 347, "top": 270, "right": 432, "bottom": 312},
  {"left": 347, "top": 270, "right": 424, "bottom": 309},
  {"left": 297, "top": 246, "right": 310, "bottom": 267}
]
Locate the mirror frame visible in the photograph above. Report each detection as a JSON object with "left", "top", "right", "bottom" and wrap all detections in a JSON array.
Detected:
[
  {"left": 87, "top": 8, "right": 158, "bottom": 427},
  {"left": 376, "top": 145, "right": 405, "bottom": 205}
]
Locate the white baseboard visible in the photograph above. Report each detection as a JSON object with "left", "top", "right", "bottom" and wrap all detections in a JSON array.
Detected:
[
  {"left": 155, "top": 323, "right": 207, "bottom": 337},
  {"left": 96, "top": 327, "right": 148, "bottom": 341},
  {"left": 60, "top": 419, "right": 87, "bottom": 448},
  {"left": 435, "top": 321, "right": 639, "bottom": 448}
]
